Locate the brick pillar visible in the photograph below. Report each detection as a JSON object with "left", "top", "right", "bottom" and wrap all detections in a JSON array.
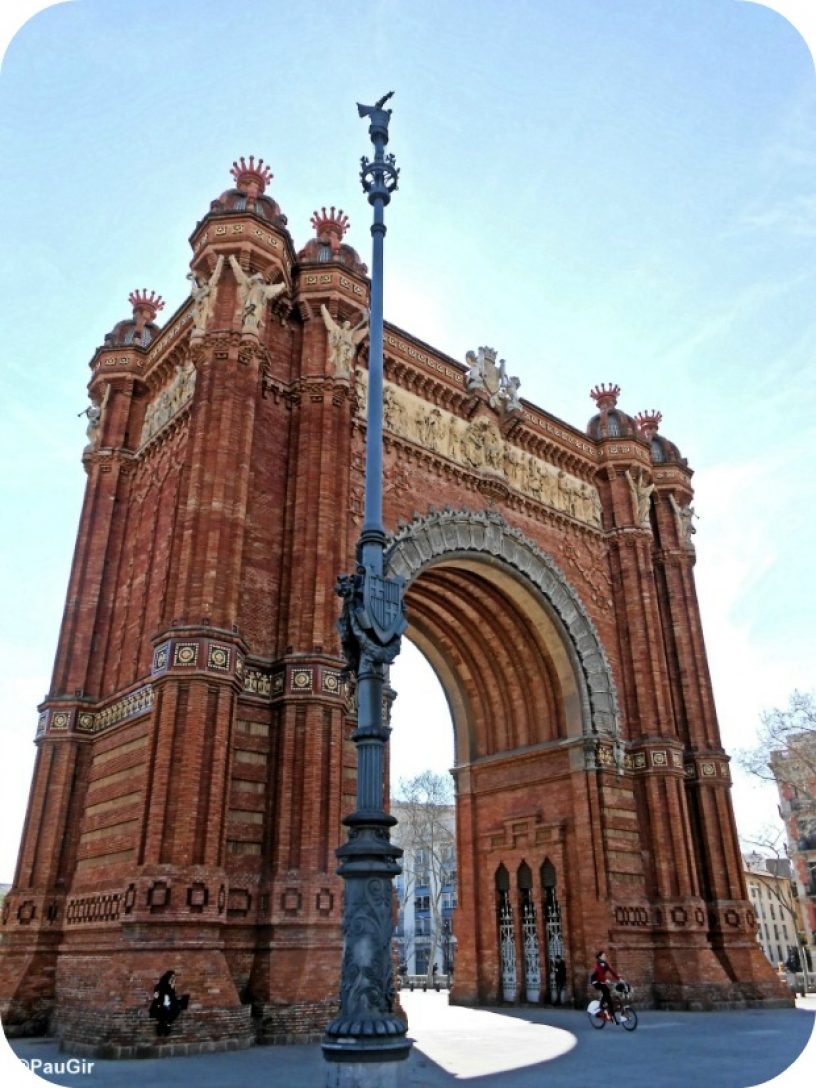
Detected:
[
  {"left": 246, "top": 291, "right": 361, "bottom": 1040},
  {"left": 1, "top": 366, "right": 140, "bottom": 1036},
  {"left": 598, "top": 453, "right": 739, "bottom": 1004},
  {"left": 650, "top": 481, "right": 788, "bottom": 1004},
  {"left": 448, "top": 771, "right": 481, "bottom": 1005}
]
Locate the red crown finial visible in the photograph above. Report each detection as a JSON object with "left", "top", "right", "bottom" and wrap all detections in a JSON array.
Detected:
[
  {"left": 310, "top": 206, "right": 350, "bottom": 253},
  {"left": 590, "top": 383, "right": 621, "bottom": 411},
  {"left": 635, "top": 410, "right": 662, "bottom": 438},
  {"left": 311, "top": 206, "right": 350, "bottom": 237},
  {"left": 230, "top": 155, "right": 273, "bottom": 197},
  {"left": 128, "top": 289, "right": 165, "bottom": 327}
]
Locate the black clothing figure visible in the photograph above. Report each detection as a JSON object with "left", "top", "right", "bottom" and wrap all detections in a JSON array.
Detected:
[
  {"left": 432, "top": 963, "right": 438, "bottom": 977},
  {"left": 554, "top": 957, "right": 567, "bottom": 1004},
  {"left": 149, "top": 971, "right": 190, "bottom": 1037}
]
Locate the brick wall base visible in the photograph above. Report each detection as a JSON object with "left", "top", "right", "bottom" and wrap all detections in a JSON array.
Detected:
[
  {"left": 55, "top": 1004, "right": 254, "bottom": 1059},
  {"left": 0, "top": 940, "right": 59, "bottom": 1037},
  {"left": 253, "top": 997, "right": 339, "bottom": 1045}
]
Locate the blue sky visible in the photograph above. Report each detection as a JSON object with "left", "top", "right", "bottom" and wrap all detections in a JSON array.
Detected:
[{"left": 1, "top": 0, "right": 815, "bottom": 894}]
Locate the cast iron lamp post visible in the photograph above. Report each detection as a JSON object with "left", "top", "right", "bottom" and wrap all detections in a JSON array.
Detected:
[{"left": 322, "top": 94, "right": 411, "bottom": 1083}]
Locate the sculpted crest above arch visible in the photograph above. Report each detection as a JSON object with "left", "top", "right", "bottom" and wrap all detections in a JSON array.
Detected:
[{"left": 385, "top": 506, "right": 621, "bottom": 748}]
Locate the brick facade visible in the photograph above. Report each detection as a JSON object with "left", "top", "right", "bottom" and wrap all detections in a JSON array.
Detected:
[{"left": 0, "top": 158, "right": 790, "bottom": 1055}]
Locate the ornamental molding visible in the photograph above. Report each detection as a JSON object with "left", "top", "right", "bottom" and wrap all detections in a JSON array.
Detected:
[
  {"left": 138, "top": 357, "right": 196, "bottom": 450},
  {"left": 385, "top": 507, "right": 619, "bottom": 738}
]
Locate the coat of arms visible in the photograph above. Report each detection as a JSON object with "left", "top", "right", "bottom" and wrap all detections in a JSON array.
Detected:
[{"left": 465, "top": 346, "right": 522, "bottom": 413}]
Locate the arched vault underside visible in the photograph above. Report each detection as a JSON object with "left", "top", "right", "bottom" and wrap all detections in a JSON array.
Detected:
[{"left": 386, "top": 507, "right": 620, "bottom": 768}]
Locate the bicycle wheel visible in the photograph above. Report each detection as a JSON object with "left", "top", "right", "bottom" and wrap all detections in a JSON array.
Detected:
[
  {"left": 619, "top": 1005, "right": 638, "bottom": 1031},
  {"left": 587, "top": 1000, "right": 605, "bottom": 1029}
]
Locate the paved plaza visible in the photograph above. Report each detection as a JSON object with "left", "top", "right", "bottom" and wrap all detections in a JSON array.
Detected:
[{"left": 3, "top": 992, "right": 815, "bottom": 1088}]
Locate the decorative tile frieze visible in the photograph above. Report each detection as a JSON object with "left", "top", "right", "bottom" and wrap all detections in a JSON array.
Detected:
[
  {"left": 90, "top": 686, "right": 153, "bottom": 733},
  {"left": 322, "top": 670, "right": 341, "bottom": 695},
  {"left": 244, "top": 668, "right": 272, "bottom": 696},
  {"left": 208, "top": 643, "right": 231, "bottom": 671},
  {"left": 291, "top": 668, "right": 313, "bottom": 693},
  {"left": 623, "top": 747, "right": 686, "bottom": 775},
  {"left": 81, "top": 688, "right": 150, "bottom": 736},
  {"left": 683, "top": 756, "right": 731, "bottom": 783},
  {"left": 152, "top": 641, "right": 170, "bottom": 674},
  {"left": 597, "top": 744, "right": 616, "bottom": 767},
  {"left": 173, "top": 642, "right": 199, "bottom": 667},
  {"left": 242, "top": 662, "right": 347, "bottom": 702}
]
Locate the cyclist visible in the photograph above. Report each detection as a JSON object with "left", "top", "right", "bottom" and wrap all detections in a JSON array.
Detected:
[{"left": 591, "top": 950, "right": 620, "bottom": 1019}]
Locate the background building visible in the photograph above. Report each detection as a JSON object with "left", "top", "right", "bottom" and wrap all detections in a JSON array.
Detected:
[
  {"left": 392, "top": 797, "right": 457, "bottom": 978},
  {"left": 743, "top": 852, "right": 802, "bottom": 970},
  {"left": 771, "top": 735, "right": 816, "bottom": 969}
]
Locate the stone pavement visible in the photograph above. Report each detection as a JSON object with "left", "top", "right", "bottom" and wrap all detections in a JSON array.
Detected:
[{"left": 3, "top": 992, "right": 815, "bottom": 1088}]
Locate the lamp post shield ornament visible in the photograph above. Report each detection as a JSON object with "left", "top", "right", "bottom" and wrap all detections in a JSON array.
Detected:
[{"left": 323, "top": 95, "right": 411, "bottom": 1072}]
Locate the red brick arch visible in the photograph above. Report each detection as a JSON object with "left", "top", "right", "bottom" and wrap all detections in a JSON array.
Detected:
[
  {"left": 387, "top": 506, "right": 620, "bottom": 758},
  {"left": 387, "top": 506, "right": 624, "bottom": 1004}
]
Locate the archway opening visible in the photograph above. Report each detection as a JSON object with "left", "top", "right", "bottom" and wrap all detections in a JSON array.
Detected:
[
  {"left": 390, "top": 640, "right": 456, "bottom": 982},
  {"left": 386, "top": 528, "right": 597, "bottom": 1003}
]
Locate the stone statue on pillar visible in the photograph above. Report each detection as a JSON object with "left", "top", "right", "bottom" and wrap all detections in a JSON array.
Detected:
[
  {"left": 228, "top": 255, "right": 286, "bottom": 334},
  {"left": 188, "top": 255, "right": 224, "bottom": 337},
  {"left": 321, "top": 304, "right": 368, "bottom": 377}
]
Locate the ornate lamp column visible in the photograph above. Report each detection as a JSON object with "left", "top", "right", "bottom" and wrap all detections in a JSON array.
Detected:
[{"left": 322, "top": 94, "right": 411, "bottom": 1083}]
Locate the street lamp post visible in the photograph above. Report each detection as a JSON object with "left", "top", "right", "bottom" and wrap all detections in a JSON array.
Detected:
[{"left": 322, "top": 94, "right": 411, "bottom": 1086}]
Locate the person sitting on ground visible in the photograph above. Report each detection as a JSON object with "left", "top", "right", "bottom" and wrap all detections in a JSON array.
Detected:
[
  {"left": 149, "top": 970, "right": 190, "bottom": 1037},
  {"left": 591, "top": 950, "right": 620, "bottom": 1018}
]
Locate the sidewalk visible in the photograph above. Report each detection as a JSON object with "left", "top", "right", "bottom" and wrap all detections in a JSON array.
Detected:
[{"left": 3, "top": 991, "right": 815, "bottom": 1088}]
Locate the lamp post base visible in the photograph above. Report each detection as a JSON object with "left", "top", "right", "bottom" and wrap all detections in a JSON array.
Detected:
[
  {"left": 324, "top": 1031, "right": 411, "bottom": 1087},
  {"left": 324, "top": 1058, "right": 405, "bottom": 1088}
]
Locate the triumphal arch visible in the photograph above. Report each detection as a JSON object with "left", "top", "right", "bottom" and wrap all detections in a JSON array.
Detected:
[{"left": 0, "top": 157, "right": 786, "bottom": 1054}]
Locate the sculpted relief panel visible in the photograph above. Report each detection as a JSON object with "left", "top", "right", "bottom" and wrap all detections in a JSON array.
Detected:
[
  {"left": 355, "top": 368, "right": 601, "bottom": 528},
  {"left": 139, "top": 358, "right": 197, "bottom": 448}
]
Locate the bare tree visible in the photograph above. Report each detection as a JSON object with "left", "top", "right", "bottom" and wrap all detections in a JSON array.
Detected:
[
  {"left": 392, "top": 771, "right": 455, "bottom": 982},
  {"left": 738, "top": 691, "right": 816, "bottom": 804}
]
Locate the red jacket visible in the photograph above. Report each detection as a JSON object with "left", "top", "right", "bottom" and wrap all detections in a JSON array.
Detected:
[{"left": 594, "top": 957, "right": 619, "bottom": 985}]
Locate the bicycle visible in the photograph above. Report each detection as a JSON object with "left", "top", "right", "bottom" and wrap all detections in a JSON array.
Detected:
[{"left": 587, "top": 980, "right": 638, "bottom": 1031}]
